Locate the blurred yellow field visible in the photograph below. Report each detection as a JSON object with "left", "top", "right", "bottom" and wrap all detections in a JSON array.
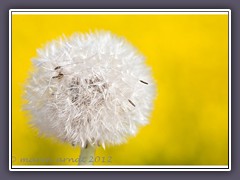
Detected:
[{"left": 12, "top": 13, "right": 228, "bottom": 165}]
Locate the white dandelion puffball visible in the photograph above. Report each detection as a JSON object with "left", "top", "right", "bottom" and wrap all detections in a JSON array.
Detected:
[{"left": 24, "top": 31, "right": 156, "bottom": 148}]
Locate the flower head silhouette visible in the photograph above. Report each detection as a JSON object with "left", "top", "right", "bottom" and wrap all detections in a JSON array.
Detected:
[{"left": 24, "top": 31, "right": 156, "bottom": 150}]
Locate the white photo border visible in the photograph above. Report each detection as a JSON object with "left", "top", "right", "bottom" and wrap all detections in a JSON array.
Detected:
[{"left": 9, "top": 9, "right": 231, "bottom": 171}]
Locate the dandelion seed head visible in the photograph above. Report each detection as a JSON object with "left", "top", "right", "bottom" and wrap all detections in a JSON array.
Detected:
[{"left": 24, "top": 31, "right": 156, "bottom": 148}]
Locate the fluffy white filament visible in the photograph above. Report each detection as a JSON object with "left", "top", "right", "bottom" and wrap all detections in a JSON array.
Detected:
[{"left": 24, "top": 31, "right": 156, "bottom": 148}]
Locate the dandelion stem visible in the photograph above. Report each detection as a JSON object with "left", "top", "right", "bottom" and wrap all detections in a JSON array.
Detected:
[{"left": 78, "top": 144, "right": 96, "bottom": 165}]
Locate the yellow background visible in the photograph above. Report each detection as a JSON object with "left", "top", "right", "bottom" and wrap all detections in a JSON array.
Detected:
[{"left": 12, "top": 14, "right": 228, "bottom": 165}]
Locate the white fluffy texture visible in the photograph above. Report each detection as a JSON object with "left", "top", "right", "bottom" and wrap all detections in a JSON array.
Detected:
[{"left": 24, "top": 31, "right": 156, "bottom": 148}]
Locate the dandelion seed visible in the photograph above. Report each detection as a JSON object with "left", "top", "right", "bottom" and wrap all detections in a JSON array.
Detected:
[
  {"left": 140, "top": 80, "right": 148, "bottom": 85},
  {"left": 128, "top": 99, "right": 136, "bottom": 107},
  {"left": 54, "top": 66, "right": 61, "bottom": 70}
]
